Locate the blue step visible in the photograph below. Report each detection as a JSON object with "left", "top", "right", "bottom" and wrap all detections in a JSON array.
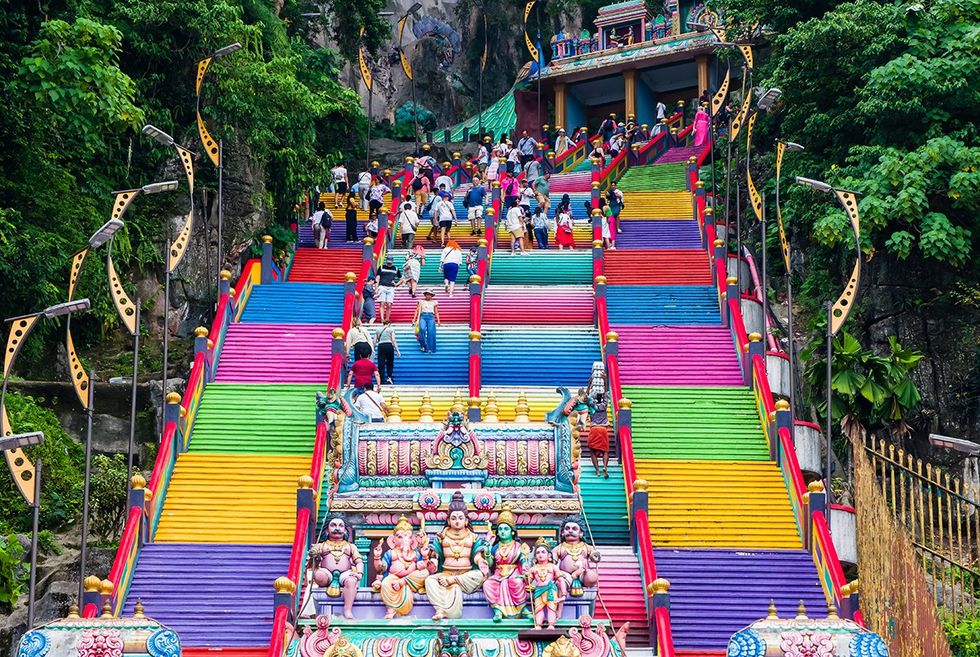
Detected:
[
  {"left": 606, "top": 286, "right": 720, "bottom": 325},
  {"left": 482, "top": 327, "right": 599, "bottom": 386},
  {"left": 239, "top": 283, "right": 345, "bottom": 324},
  {"left": 386, "top": 326, "right": 470, "bottom": 385}
]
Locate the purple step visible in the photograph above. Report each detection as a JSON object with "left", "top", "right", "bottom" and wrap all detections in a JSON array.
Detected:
[
  {"left": 616, "top": 220, "right": 702, "bottom": 249},
  {"left": 656, "top": 145, "right": 703, "bottom": 164},
  {"left": 612, "top": 325, "right": 743, "bottom": 386},
  {"left": 215, "top": 324, "right": 331, "bottom": 383},
  {"left": 654, "top": 548, "right": 827, "bottom": 652},
  {"left": 124, "top": 543, "right": 291, "bottom": 647}
]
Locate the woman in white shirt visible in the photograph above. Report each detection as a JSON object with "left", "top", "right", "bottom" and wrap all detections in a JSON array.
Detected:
[
  {"left": 439, "top": 240, "right": 464, "bottom": 297},
  {"left": 346, "top": 317, "right": 373, "bottom": 360},
  {"left": 505, "top": 200, "right": 527, "bottom": 255}
]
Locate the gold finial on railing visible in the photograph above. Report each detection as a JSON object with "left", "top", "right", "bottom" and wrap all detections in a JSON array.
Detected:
[
  {"left": 484, "top": 391, "right": 500, "bottom": 423},
  {"left": 647, "top": 578, "right": 670, "bottom": 595},
  {"left": 514, "top": 391, "right": 530, "bottom": 422},
  {"left": 633, "top": 479, "right": 648, "bottom": 492},
  {"left": 387, "top": 392, "right": 402, "bottom": 423},
  {"left": 297, "top": 474, "right": 314, "bottom": 489},
  {"left": 274, "top": 576, "right": 296, "bottom": 594}
]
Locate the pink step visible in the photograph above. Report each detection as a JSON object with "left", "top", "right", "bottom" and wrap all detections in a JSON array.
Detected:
[
  {"left": 549, "top": 171, "right": 593, "bottom": 193},
  {"left": 483, "top": 287, "right": 594, "bottom": 324},
  {"left": 613, "top": 325, "right": 743, "bottom": 386},
  {"left": 215, "top": 324, "right": 330, "bottom": 383},
  {"left": 387, "top": 290, "right": 470, "bottom": 324},
  {"left": 595, "top": 546, "right": 651, "bottom": 647}
]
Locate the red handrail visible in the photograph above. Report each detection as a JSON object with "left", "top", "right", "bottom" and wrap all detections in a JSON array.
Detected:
[
  {"left": 654, "top": 607, "right": 675, "bottom": 657},
  {"left": 267, "top": 606, "right": 290, "bottom": 657},
  {"left": 813, "top": 511, "right": 848, "bottom": 598}
]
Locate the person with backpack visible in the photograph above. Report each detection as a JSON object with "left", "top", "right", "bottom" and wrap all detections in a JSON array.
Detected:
[
  {"left": 500, "top": 172, "right": 519, "bottom": 213},
  {"left": 606, "top": 182, "right": 625, "bottom": 235},
  {"left": 412, "top": 173, "right": 430, "bottom": 212},
  {"left": 376, "top": 255, "right": 401, "bottom": 323},
  {"left": 398, "top": 200, "right": 421, "bottom": 249},
  {"left": 311, "top": 202, "right": 333, "bottom": 249},
  {"left": 587, "top": 392, "right": 610, "bottom": 478},
  {"left": 464, "top": 176, "right": 488, "bottom": 236}
]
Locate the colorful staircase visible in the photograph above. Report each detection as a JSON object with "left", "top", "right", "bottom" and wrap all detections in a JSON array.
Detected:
[
  {"left": 122, "top": 245, "right": 348, "bottom": 650},
  {"left": 602, "top": 149, "right": 829, "bottom": 652}
]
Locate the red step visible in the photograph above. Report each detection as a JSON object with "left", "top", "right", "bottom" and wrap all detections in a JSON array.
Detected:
[
  {"left": 595, "top": 545, "right": 650, "bottom": 648},
  {"left": 287, "top": 248, "right": 362, "bottom": 283},
  {"left": 603, "top": 249, "right": 711, "bottom": 286}
]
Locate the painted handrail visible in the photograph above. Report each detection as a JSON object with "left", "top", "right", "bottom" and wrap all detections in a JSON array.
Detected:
[
  {"left": 267, "top": 606, "right": 290, "bottom": 657},
  {"left": 812, "top": 510, "right": 848, "bottom": 605},
  {"left": 106, "top": 504, "right": 143, "bottom": 615},
  {"left": 654, "top": 606, "right": 675, "bottom": 657}
]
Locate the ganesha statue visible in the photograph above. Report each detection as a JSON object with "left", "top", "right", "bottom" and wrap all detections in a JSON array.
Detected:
[
  {"left": 553, "top": 516, "right": 601, "bottom": 610},
  {"left": 372, "top": 515, "right": 435, "bottom": 619},
  {"left": 308, "top": 515, "right": 363, "bottom": 619}
]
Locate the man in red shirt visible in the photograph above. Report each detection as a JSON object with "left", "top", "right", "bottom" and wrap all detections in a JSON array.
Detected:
[{"left": 347, "top": 356, "right": 381, "bottom": 395}]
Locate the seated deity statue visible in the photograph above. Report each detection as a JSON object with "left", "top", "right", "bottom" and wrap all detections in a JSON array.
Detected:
[
  {"left": 308, "top": 514, "right": 363, "bottom": 619},
  {"left": 424, "top": 491, "right": 488, "bottom": 620},
  {"left": 482, "top": 505, "right": 530, "bottom": 621},
  {"left": 372, "top": 515, "right": 435, "bottom": 619},
  {"left": 552, "top": 516, "right": 601, "bottom": 611}
]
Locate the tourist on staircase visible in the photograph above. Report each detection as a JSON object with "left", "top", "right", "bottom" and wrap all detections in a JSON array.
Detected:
[
  {"left": 347, "top": 350, "right": 381, "bottom": 396},
  {"left": 331, "top": 161, "right": 349, "bottom": 208},
  {"left": 440, "top": 240, "right": 463, "bottom": 297},
  {"left": 345, "top": 193, "right": 359, "bottom": 243},
  {"left": 402, "top": 248, "right": 424, "bottom": 298},
  {"left": 346, "top": 317, "right": 374, "bottom": 360},
  {"left": 436, "top": 188, "right": 458, "bottom": 246},
  {"left": 600, "top": 113, "right": 617, "bottom": 145},
  {"left": 413, "top": 171, "right": 431, "bottom": 212},
  {"left": 368, "top": 177, "right": 391, "bottom": 221},
  {"left": 374, "top": 318, "right": 401, "bottom": 385},
  {"left": 311, "top": 202, "right": 332, "bottom": 249},
  {"left": 555, "top": 204, "right": 575, "bottom": 251},
  {"left": 588, "top": 391, "right": 610, "bottom": 478},
  {"left": 532, "top": 207, "right": 549, "bottom": 250},
  {"left": 361, "top": 278, "right": 377, "bottom": 324},
  {"left": 599, "top": 199, "right": 615, "bottom": 250},
  {"left": 477, "top": 137, "right": 491, "bottom": 174},
  {"left": 517, "top": 129, "right": 536, "bottom": 168},
  {"left": 412, "top": 289, "right": 441, "bottom": 353},
  {"left": 505, "top": 199, "right": 527, "bottom": 255},
  {"left": 506, "top": 140, "right": 521, "bottom": 175},
  {"left": 464, "top": 176, "right": 487, "bottom": 236},
  {"left": 534, "top": 171, "right": 551, "bottom": 216},
  {"left": 398, "top": 200, "right": 421, "bottom": 248},
  {"left": 501, "top": 171, "right": 519, "bottom": 213},
  {"left": 376, "top": 255, "right": 401, "bottom": 323},
  {"left": 554, "top": 127, "right": 572, "bottom": 154},
  {"left": 694, "top": 104, "right": 711, "bottom": 147},
  {"left": 606, "top": 182, "right": 624, "bottom": 235},
  {"left": 353, "top": 384, "right": 387, "bottom": 422}
]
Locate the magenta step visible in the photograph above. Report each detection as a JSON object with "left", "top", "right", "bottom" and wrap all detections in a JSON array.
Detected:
[
  {"left": 215, "top": 324, "right": 331, "bottom": 383},
  {"left": 656, "top": 145, "right": 703, "bottom": 164},
  {"left": 595, "top": 545, "right": 651, "bottom": 647},
  {"left": 124, "top": 543, "right": 291, "bottom": 647},
  {"left": 612, "top": 325, "right": 743, "bottom": 386}
]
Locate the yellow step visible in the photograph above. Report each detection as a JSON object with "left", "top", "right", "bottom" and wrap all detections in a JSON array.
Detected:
[
  {"left": 155, "top": 453, "right": 310, "bottom": 543},
  {"left": 619, "top": 191, "right": 693, "bottom": 219},
  {"left": 386, "top": 386, "right": 567, "bottom": 423},
  {"left": 636, "top": 459, "right": 803, "bottom": 549}
]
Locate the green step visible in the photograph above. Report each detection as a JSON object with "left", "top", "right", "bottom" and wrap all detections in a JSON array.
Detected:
[
  {"left": 489, "top": 252, "right": 592, "bottom": 285},
  {"left": 188, "top": 384, "right": 320, "bottom": 455},
  {"left": 578, "top": 463, "right": 630, "bottom": 545},
  {"left": 622, "top": 386, "right": 770, "bottom": 461},
  {"left": 618, "top": 162, "right": 688, "bottom": 192}
]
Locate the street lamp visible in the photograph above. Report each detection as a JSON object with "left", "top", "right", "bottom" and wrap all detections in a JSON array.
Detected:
[
  {"left": 196, "top": 43, "right": 242, "bottom": 296},
  {"left": 757, "top": 87, "right": 783, "bottom": 111},
  {"left": 795, "top": 175, "right": 862, "bottom": 500},
  {"left": 2, "top": 300, "right": 90, "bottom": 610},
  {"left": 395, "top": 3, "right": 424, "bottom": 154},
  {"left": 774, "top": 140, "right": 804, "bottom": 421},
  {"left": 102, "top": 181, "right": 179, "bottom": 482},
  {"left": 141, "top": 124, "right": 196, "bottom": 428}
]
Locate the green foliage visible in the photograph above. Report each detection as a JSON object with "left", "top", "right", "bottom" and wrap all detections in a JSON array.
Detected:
[
  {"left": 944, "top": 612, "right": 980, "bottom": 657},
  {"left": 90, "top": 454, "right": 130, "bottom": 545},
  {"left": 0, "top": 394, "right": 83, "bottom": 534},
  {"left": 0, "top": 535, "right": 26, "bottom": 613},
  {"left": 803, "top": 331, "right": 923, "bottom": 439}
]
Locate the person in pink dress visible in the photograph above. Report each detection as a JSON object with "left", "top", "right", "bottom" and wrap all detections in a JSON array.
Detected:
[{"left": 694, "top": 105, "right": 711, "bottom": 147}]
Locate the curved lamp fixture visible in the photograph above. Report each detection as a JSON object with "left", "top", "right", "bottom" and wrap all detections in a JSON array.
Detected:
[{"left": 141, "top": 124, "right": 196, "bottom": 273}]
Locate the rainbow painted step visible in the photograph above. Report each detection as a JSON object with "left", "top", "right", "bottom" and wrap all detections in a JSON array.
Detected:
[
  {"left": 593, "top": 545, "right": 650, "bottom": 647},
  {"left": 618, "top": 191, "right": 692, "bottom": 220},
  {"left": 155, "top": 453, "right": 311, "bottom": 543},
  {"left": 614, "top": 219, "right": 702, "bottom": 250},
  {"left": 577, "top": 463, "right": 629, "bottom": 545},
  {"left": 188, "top": 384, "right": 320, "bottom": 455},
  {"left": 288, "top": 248, "right": 362, "bottom": 283},
  {"left": 635, "top": 460, "right": 803, "bottom": 550},
  {"left": 656, "top": 145, "right": 703, "bottom": 164},
  {"left": 603, "top": 249, "right": 711, "bottom": 286},
  {"left": 124, "top": 543, "right": 290, "bottom": 647},
  {"left": 383, "top": 325, "right": 470, "bottom": 386},
  {"left": 483, "top": 286, "right": 594, "bottom": 325},
  {"left": 215, "top": 325, "right": 332, "bottom": 383},
  {"left": 606, "top": 286, "right": 720, "bottom": 325},
  {"left": 617, "top": 161, "right": 688, "bottom": 192},
  {"left": 481, "top": 327, "right": 600, "bottom": 386},
  {"left": 239, "top": 284, "right": 344, "bottom": 325},
  {"left": 654, "top": 548, "right": 827, "bottom": 652},
  {"left": 489, "top": 252, "right": 593, "bottom": 285},
  {"left": 623, "top": 386, "right": 768, "bottom": 461},
  {"left": 613, "top": 326, "right": 743, "bottom": 386}
]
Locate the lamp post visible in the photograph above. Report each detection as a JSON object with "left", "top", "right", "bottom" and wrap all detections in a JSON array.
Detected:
[
  {"left": 0, "top": 432, "right": 43, "bottom": 628},
  {"left": 750, "top": 87, "right": 782, "bottom": 343},
  {"left": 2, "top": 300, "right": 91, "bottom": 609},
  {"left": 795, "top": 175, "right": 862, "bottom": 501},
  {"left": 396, "top": 3, "right": 423, "bottom": 154},
  {"left": 103, "top": 181, "right": 179, "bottom": 481},
  {"left": 195, "top": 42, "right": 242, "bottom": 296},
  {"left": 141, "top": 125, "right": 196, "bottom": 426},
  {"left": 774, "top": 139, "right": 804, "bottom": 421}
]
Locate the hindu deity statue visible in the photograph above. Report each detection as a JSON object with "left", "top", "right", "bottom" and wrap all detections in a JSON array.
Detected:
[
  {"left": 308, "top": 515, "right": 363, "bottom": 619},
  {"left": 528, "top": 538, "right": 564, "bottom": 630},
  {"left": 552, "top": 516, "right": 601, "bottom": 603},
  {"left": 427, "top": 404, "right": 488, "bottom": 471},
  {"left": 424, "top": 491, "right": 488, "bottom": 620},
  {"left": 372, "top": 515, "right": 434, "bottom": 619},
  {"left": 482, "top": 504, "right": 530, "bottom": 621}
]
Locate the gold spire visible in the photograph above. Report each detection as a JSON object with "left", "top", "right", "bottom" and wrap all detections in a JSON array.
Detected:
[
  {"left": 387, "top": 392, "right": 402, "bottom": 423},
  {"left": 766, "top": 599, "right": 778, "bottom": 619},
  {"left": 515, "top": 391, "right": 530, "bottom": 422},
  {"left": 452, "top": 389, "right": 465, "bottom": 414},
  {"left": 133, "top": 599, "right": 145, "bottom": 619},
  {"left": 484, "top": 391, "right": 499, "bottom": 423},
  {"left": 796, "top": 600, "right": 808, "bottom": 620},
  {"left": 827, "top": 601, "right": 838, "bottom": 619},
  {"left": 419, "top": 391, "right": 434, "bottom": 423}
]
